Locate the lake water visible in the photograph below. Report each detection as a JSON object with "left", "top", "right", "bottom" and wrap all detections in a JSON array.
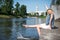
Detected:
[{"left": 0, "top": 17, "right": 46, "bottom": 40}]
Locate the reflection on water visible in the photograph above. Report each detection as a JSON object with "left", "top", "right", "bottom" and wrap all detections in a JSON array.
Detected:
[
  {"left": 0, "top": 18, "right": 12, "bottom": 40},
  {"left": 0, "top": 17, "right": 46, "bottom": 40}
]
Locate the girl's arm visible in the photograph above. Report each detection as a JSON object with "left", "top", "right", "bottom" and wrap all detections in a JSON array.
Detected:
[{"left": 49, "top": 14, "right": 53, "bottom": 25}]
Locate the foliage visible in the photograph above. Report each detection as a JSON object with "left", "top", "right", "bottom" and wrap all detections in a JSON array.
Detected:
[
  {"left": 20, "top": 5, "right": 27, "bottom": 17},
  {"left": 15, "top": 2, "right": 20, "bottom": 16},
  {"left": 56, "top": 0, "right": 60, "bottom": 5},
  {"left": 41, "top": 12, "right": 44, "bottom": 16},
  {"left": 0, "top": 0, "right": 13, "bottom": 15},
  {"left": 0, "top": 0, "right": 27, "bottom": 18}
]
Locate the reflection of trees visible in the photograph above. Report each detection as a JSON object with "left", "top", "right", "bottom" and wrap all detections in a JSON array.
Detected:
[
  {"left": 16, "top": 18, "right": 26, "bottom": 26},
  {"left": 0, "top": 20, "right": 12, "bottom": 27},
  {"left": 15, "top": 18, "right": 27, "bottom": 38},
  {"left": 22, "top": 19, "right": 26, "bottom": 25},
  {"left": 4, "top": 27, "right": 12, "bottom": 40},
  {"left": 4, "top": 20, "right": 12, "bottom": 40},
  {"left": 0, "top": 19, "right": 12, "bottom": 40}
]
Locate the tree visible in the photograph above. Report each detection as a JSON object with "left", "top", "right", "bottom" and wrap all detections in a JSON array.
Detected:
[
  {"left": 56, "top": 0, "right": 60, "bottom": 10},
  {"left": 41, "top": 12, "right": 44, "bottom": 16},
  {"left": 51, "top": 0, "right": 60, "bottom": 10},
  {"left": 20, "top": 5, "right": 27, "bottom": 17},
  {"left": 0, "top": 0, "right": 5, "bottom": 14},
  {"left": 56, "top": 0, "right": 60, "bottom": 5},
  {"left": 15, "top": 2, "right": 20, "bottom": 16},
  {"left": 1, "top": 5, "right": 8, "bottom": 15},
  {"left": 0, "top": 0, "right": 2, "bottom": 7},
  {"left": 0, "top": 0, "right": 4, "bottom": 7},
  {"left": 4, "top": 0, "right": 13, "bottom": 15},
  {"left": 0, "top": 0, "right": 13, "bottom": 15}
]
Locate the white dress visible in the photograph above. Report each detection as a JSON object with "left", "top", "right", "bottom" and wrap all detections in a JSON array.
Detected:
[
  {"left": 40, "top": 23, "right": 50, "bottom": 29},
  {"left": 23, "top": 23, "right": 50, "bottom": 29}
]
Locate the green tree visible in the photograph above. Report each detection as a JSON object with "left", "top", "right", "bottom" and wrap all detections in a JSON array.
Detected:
[
  {"left": 56, "top": 0, "right": 60, "bottom": 9},
  {"left": 0, "top": 0, "right": 4, "bottom": 7},
  {"left": 0, "top": 0, "right": 5, "bottom": 14},
  {"left": 0, "top": 0, "right": 2, "bottom": 7},
  {"left": 4, "top": 0, "right": 13, "bottom": 15},
  {"left": 41, "top": 12, "right": 44, "bottom": 16},
  {"left": 1, "top": 5, "right": 8, "bottom": 15},
  {"left": 0, "top": 0, "right": 13, "bottom": 15},
  {"left": 56, "top": 0, "right": 60, "bottom": 5},
  {"left": 15, "top": 2, "right": 20, "bottom": 16},
  {"left": 20, "top": 5, "right": 27, "bottom": 17}
]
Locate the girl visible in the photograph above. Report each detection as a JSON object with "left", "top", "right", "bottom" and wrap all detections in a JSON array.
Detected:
[{"left": 23, "top": 9, "right": 55, "bottom": 37}]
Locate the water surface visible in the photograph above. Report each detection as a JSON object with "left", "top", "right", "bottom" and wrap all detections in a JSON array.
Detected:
[{"left": 0, "top": 17, "right": 46, "bottom": 40}]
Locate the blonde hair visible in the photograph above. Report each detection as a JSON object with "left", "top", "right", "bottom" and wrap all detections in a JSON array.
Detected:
[{"left": 47, "top": 9, "right": 53, "bottom": 12}]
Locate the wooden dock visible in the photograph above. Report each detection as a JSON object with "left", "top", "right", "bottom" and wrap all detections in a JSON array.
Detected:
[
  {"left": 40, "top": 21, "right": 60, "bottom": 40},
  {"left": 17, "top": 20, "right": 60, "bottom": 40}
]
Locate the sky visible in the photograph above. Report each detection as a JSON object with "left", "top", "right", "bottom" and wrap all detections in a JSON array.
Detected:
[{"left": 14, "top": 0, "right": 52, "bottom": 12}]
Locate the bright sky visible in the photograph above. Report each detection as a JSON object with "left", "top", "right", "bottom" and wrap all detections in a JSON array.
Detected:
[{"left": 14, "top": 0, "right": 52, "bottom": 12}]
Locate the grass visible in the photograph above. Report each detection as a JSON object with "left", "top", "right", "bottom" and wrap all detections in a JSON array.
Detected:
[
  {"left": 39, "top": 16, "right": 46, "bottom": 18},
  {"left": 28, "top": 15, "right": 46, "bottom": 18},
  {"left": 0, "top": 15, "right": 14, "bottom": 18}
]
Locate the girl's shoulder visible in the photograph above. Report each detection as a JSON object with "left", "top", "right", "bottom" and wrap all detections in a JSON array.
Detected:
[{"left": 51, "top": 14, "right": 54, "bottom": 16}]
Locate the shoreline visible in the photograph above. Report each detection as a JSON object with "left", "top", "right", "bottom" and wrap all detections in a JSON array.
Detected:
[
  {"left": 0, "top": 15, "right": 60, "bottom": 21},
  {"left": 0, "top": 15, "right": 46, "bottom": 18},
  {"left": 0, "top": 15, "right": 15, "bottom": 18}
]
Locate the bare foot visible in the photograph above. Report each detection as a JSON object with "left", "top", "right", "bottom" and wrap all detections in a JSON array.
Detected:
[
  {"left": 48, "top": 27, "right": 51, "bottom": 30},
  {"left": 23, "top": 24, "right": 28, "bottom": 28}
]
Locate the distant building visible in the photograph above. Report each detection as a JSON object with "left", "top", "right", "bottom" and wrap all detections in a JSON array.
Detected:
[
  {"left": 35, "top": 5, "right": 46, "bottom": 16},
  {"left": 27, "top": 11, "right": 46, "bottom": 16},
  {"left": 51, "top": 0, "right": 60, "bottom": 19},
  {"left": 27, "top": 6, "right": 46, "bottom": 16}
]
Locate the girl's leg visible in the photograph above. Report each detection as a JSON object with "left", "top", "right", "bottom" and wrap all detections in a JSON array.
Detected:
[
  {"left": 23, "top": 24, "right": 41, "bottom": 36},
  {"left": 23, "top": 25, "right": 38, "bottom": 28},
  {"left": 36, "top": 25, "right": 41, "bottom": 37}
]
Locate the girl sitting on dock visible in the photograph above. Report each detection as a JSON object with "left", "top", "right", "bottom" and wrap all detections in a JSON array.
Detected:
[{"left": 23, "top": 9, "right": 55, "bottom": 37}]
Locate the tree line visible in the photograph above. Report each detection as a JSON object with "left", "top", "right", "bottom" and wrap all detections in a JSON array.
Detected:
[{"left": 0, "top": 0, "right": 27, "bottom": 17}]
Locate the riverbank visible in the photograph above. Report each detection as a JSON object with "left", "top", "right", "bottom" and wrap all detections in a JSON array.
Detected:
[
  {"left": 0, "top": 15, "right": 23, "bottom": 18},
  {"left": 39, "top": 16, "right": 46, "bottom": 18},
  {"left": 0, "top": 15, "right": 15, "bottom": 18},
  {"left": 27, "top": 16, "right": 46, "bottom": 18},
  {"left": 0, "top": 15, "right": 46, "bottom": 18}
]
